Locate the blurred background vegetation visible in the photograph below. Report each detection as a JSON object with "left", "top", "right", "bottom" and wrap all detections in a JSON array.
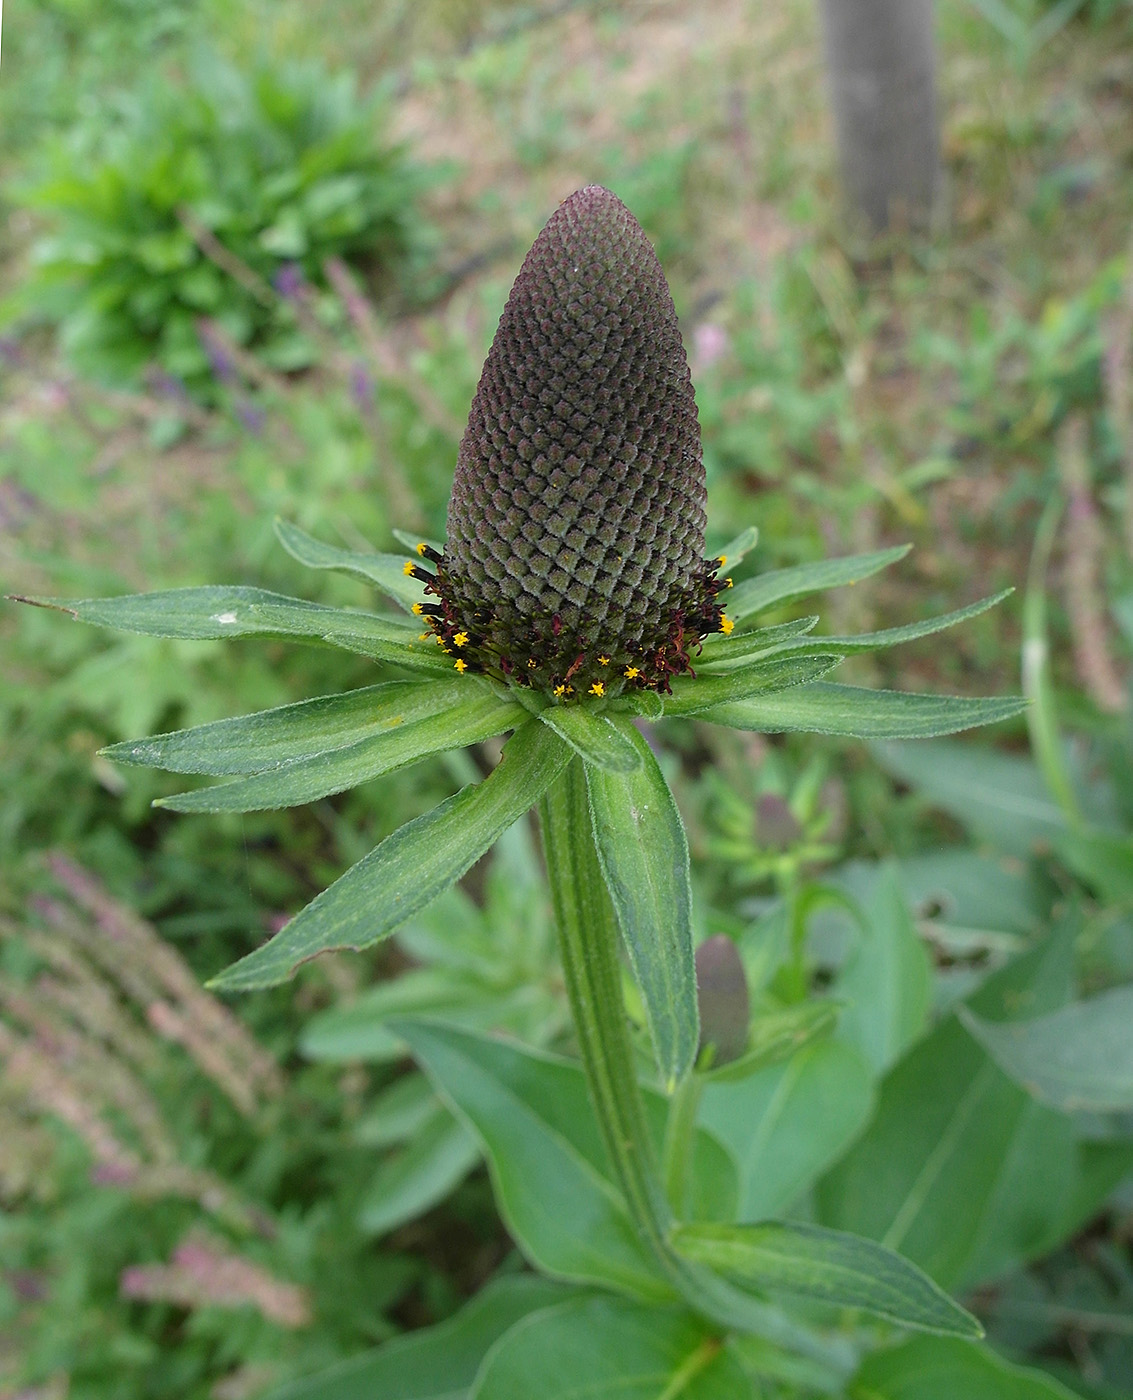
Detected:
[{"left": 1, "top": 0, "right": 1132, "bottom": 1396}]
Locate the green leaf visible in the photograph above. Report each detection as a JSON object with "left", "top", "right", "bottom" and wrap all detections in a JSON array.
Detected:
[
  {"left": 701, "top": 594, "right": 1012, "bottom": 674},
  {"left": 471, "top": 1296, "right": 753, "bottom": 1400},
  {"left": 102, "top": 680, "right": 463, "bottom": 775},
  {"left": 664, "top": 654, "right": 844, "bottom": 718},
  {"left": 713, "top": 524, "right": 759, "bottom": 572},
  {"left": 698, "top": 616, "right": 820, "bottom": 669},
  {"left": 670, "top": 1220, "right": 980, "bottom": 1338},
  {"left": 959, "top": 986, "right": 1133, "bottom": 1113},
  {"left": 585, "top": 718, "right": 698, "bottom": 1087},
  {"left": 538, "top": 704, "right": 642, "bottom": 772},
  {"left": 357, "top": 1108, "right": 481, "bottom": 1236},
  {"left": 834, "top": 864, "right": 933, "bottom": 1075},
  {"left": 157, "top": 688, "right": 524, "bottom": 812},
  {"left": 873, "top": 740, "right": 1066, "bottom": 857},
  {"left": 726, "top": 545, "right": 911, "bottom": 627},
  {"left": 389, "top": 1020, "right": 736, "bottom": 1283},
  {"left": 1056, "top": 826, "right": 1133, "bottom": 904},
  {"left": 701, "top": 1040, "right": 875, "bottom": 1221},
  {"left": 850, "top": 1335, "right": 1086, "bottom": 1400},
  {"left": 701, "top": 683, "right": 1027, "bottom": 739},
  {"left": 816, "top": 916, "right": 1133, "bottom": 1290},
  {"left": 207, "top": 720, "right": 570, "bottom": 990},
  {"left": 261, "top": 1274, "right": 577, "bottom": 1400},
  {"left": 388, "top": 1019, "right": 673, "bottom": 1300},
  {"left": 699, "top": 1001, "right": 840, "bottom": 1083},
  {"left": 17, "top": 586, "right": 454, "bottom": 673},
  {"left": 274, "top": 517, "right": 427, "bottom": 612}
]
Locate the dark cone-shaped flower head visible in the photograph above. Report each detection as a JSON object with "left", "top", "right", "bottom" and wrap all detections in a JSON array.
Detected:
[{"left": 410, "top": 186, "right": 730, "bottom": 698}]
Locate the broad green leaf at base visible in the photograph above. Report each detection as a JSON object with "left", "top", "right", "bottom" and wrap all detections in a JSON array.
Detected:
[
  {"left": 471, "top": 1296, "right": 753, "bottom": 1400},
  {"left": 207, "top": 720, "right": 569, "bottom": 990},
  {"left": 850, "top": 1336, "right": 1085, "bottom": 1400}
]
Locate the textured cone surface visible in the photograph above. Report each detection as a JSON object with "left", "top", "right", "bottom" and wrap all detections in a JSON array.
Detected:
[{"left": 432, "top": 186, "right": 722, "bottom": 695}]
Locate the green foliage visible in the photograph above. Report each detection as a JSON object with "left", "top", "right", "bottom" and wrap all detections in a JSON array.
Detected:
[{"left": 11, "top": 50, "right": 434, "bottom": 389}]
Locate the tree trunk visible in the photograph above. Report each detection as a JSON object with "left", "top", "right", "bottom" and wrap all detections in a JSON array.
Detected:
[{"left": 817, "top": 0, "right": 941, "bottom": 233}]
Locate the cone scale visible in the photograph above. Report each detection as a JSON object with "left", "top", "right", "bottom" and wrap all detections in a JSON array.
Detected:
[{"left": 411, "top": 186, "right": 729, "bottom": 699}]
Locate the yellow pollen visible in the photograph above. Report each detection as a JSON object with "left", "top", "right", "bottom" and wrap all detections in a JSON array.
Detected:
[
  {"left": 589, "top": 681, "right": 605, "bottom": 696},
  {"left": 403, "top": 561, "right": 416, "bottom": 576},
  {"left": 717, "top": 555, "right": 727, "bottom": 567},
  {"left": 624, "top": 666, "right": 640, "bottom": 679},
  {"left": 724, "top": 577, "right": 734, "bottom": 588},
  {"left": 411, "top": 602, "right": 424, "bottom": 615},
  {"left": 416, "top": 542, "right": 428, "bottom": 555},
  {"left": 553, "top": 684, "right": 566, "bottom": 697},
  {"left": 454, "top": 658, "right": 467, "bottom": 673},
  {"left": 434, "top": 635, "right": 445, "bottom": 645},
  {"left": 453, "top": 631, "right": 469, "bottom": 647},
  {"left": 418, "top": 632, "right": 431, "bottom": 641},
  {"left": 597, "top": 655, "right": 610, "bottom": 666},
  {"left": 566, "top": 685, "right": 575, "bottom": 695},
  {"left": 527, "top": 658, "right": 537, "bottom": 669},
  {"left": 720, "top": 615, "right": 735, "bottom": 635}
]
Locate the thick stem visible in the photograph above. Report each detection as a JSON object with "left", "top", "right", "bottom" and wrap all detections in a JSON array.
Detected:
[
  {"left": 538, "top": 758, "right": 673, "bottom": 1258},
  {"left": 539, "top": 759, "right": 857, "bottom": 1377}
]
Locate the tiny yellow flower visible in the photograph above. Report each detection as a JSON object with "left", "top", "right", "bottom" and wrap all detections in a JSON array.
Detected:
[
  {"left": 553, "top": 684, "right": 566, "bottom": 697},
  {"left": 528, "top": 658, "right": 537, "bottom": 669},
  {"left": 624, "top": 666, "right": 640, "bottom": 680},
  {"left": 411, "top": 602, "right": 424, "bottom": 615},
  {"left": 416, "top": 542, "right": 428, "bottom": 556},
  {"left": 720, "top": 615, "right": 734, "bottom": 636},
  {"left": 589, "top": 681, "right": 605, "bottom": 696},
  {"left": 453, "top": 631, "right": 469, "bottom": 648},
  {"left": 597, "top": 655, "right": 610, "bottom": 666},
  {"left": 716, "top": 555, "right": 727, "bottom": 567},
  {"left": 724, "top": 577, "right": 733, "bottom": 589},
  {"left": 454, "top": 658, "right": 468, "bottom": 673},
  {"left": 402, "top": 561, "right": 416, "bottom": 576}
]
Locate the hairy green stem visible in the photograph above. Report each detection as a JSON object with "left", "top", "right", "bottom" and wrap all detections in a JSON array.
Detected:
[{"left": 539, "top": 758, "right": 857, "bottom": 1378}]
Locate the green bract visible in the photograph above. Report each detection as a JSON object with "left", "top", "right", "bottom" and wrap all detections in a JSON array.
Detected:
[{"left": 15, "top": 185, "right": 1026, "bottom": 1385}]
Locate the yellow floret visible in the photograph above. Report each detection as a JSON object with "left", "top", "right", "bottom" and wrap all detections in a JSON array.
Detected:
[
  {"left": 553, "top": 684, "right": 566, "bottom": 697},
  {"left": 416, "top": 542, "right": 428, "bottom": 555},
  {"left": 411, "top": 602, "right": 424, "bottom": 615},
  {"left": 624, "top": 666, "right": 640, "bottom": 679},
  {"left": 597, "top": 655, "right": 610, "bottom": 666},
  {"left": 402, "top": 561, "right": 416, "bottom": 576},
  {"left": 454, "top": 658, "right": 468, "bottom": 673},
  {"left": 453, "top": 631, "right": 469, "bottom": 648},
  {"left": 720, "top": 615, "right": 735, "bottom": 636},
  {"left": 589, "top": 681, "right": 605, "bottom": 697}
]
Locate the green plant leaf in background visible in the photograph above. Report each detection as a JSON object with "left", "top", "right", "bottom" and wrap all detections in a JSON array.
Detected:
[
  {"left": 207, "top": 719, "right": 569, "bottom": 990},
  {"left": 262, "top": 1274, "right": 578, "bottom": 1400},
  {"left": 585, "top": 717, "right": 698, "bottom": 1086},
  {"left": 835, "top": 863, "right": 933, "bottom": 1075},
  {"left": 700, "top": 1039, "right": 875, "bottom": 1221},
  {"left": 357, "top": 1108, "right": 481, "bottom": 1237},
  {"left": 816, "top": 915, "right": 1133, "bottom": 1291},
  {"left": 389, "top": 1019, "right": 674, "bottom": 1300},
  {"left": 850, "top": 1335, "right": 1086, "bottom": 1400},
  {"left": 670, "top": 1220, "right": 981, "bottom": 1337},
  {"left": 959, "top": 986, "right": 1133, "bottom": 1113},
  {"left": 699, "top": 684, "right": 1028, "bottom": 739},
  {"left": 470, "top": 1296, "right": 753, "bottom": 1400}
]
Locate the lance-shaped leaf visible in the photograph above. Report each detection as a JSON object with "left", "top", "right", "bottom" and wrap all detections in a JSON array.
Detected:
[
  {"left": 713, "top": 524, "right": 759, "bottom": 571},
  {"left": 207, "top": 720, "right": 570, "bottom": 991},
  {"left": 102, "top": 679, "right": 465, "bottom": 775},
  {"left": 699, "top": 683, "right": 1028, "bottom": 739},
  {"left": 584, "top": 717, "right": 698, "bottom": 1086},
  {"left": 852, "top": 1335, "right": 1085, "bottom": 1400},
  {"left": 156, "top": 689, "right": 526, "bottom": 813},
  {"left": 670, "top": 1221, "right": 981, "bottom": 1339},
  {"left": 726, "top": 545, "right": 911, "bottom": 628},
  {"left": 697, "top": 616, "right": 820, "bottom": 669},
  {"left": 15, "top": 586, "right": 453, "bottom": 673},
  {"left": 538, "top": 705, "right": 642, "bottom": 773},
  {"left": 663, "top": 654, "right": 844, "bottom": 718},
  {"left": 274, "top": 518, "right": 427, "bottom": 613},
  {"left": 699, "top": 593, "right": 1011, "bottom": 674}
]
